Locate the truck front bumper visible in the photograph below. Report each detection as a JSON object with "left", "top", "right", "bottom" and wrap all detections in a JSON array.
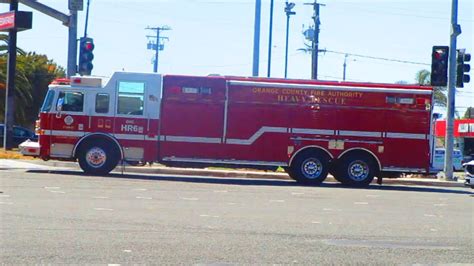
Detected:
[
  {"left": 19, "top": 140, "right": 40, "bottom": 157},
  {"left": 464, "top": 176, "right": 474, "bottom": 188}
]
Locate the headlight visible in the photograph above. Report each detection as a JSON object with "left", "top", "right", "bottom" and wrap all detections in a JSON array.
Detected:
[{"left": 465, "top": 165, "right": 474, "bottom": 176}]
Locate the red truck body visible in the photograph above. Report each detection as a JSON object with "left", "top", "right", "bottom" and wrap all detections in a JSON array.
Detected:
[{"left": 20, "top": 72, "right": 435, "bottom": 186}]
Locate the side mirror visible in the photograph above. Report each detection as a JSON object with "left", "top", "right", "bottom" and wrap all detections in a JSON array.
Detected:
[
  {"left": 56, "top": 98, "right": 64, "bottom": 112},
  {"left": 56, "top": 98, "right": 64, "bottom": 118}
]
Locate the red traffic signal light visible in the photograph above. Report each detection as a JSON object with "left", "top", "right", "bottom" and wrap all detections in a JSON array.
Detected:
[
  {"left": 78, "top": 37, "right": 94, "bottom": 76},
  {"left": 431, "top": 46, "right": 449, "bottom": 87},
  {"left": 84, "top": 42, "right": 94, "bottom": 51}
]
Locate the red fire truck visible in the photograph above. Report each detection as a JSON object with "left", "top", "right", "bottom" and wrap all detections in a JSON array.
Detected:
[{"left": 20, "top": 72, "right": 436, "bottom": 186}]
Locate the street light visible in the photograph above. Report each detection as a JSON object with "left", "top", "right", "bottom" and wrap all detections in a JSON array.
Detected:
[
  {"left": 267, "top": 0, "right": 274, "bottom": 77},
  {"left": 342, "top": 54, "right": 357, "bottom": 81},
  {"left": 284, "top": 2, "right": 296, "bottom": 78}
]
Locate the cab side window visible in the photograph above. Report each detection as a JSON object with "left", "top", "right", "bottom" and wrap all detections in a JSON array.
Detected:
[
  {"left": 117, "top": 81, "right": 145, "bottom": 116},
  {"left": 57, "top": 91, "right": 84, "bottom": 112},
  {"left": 95, "top": 93, "right": 109, "bottom": 113}
]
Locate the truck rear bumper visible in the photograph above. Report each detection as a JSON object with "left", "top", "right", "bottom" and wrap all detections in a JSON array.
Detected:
[{"left": 19, "top": 140, "right": 40, "bottom": 156}]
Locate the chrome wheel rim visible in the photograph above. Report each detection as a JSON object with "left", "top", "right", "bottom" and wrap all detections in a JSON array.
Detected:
[
  {"left": 348, "top": 160, "right": 369, "bottom": 181},
  {"left": 86, "top": 147, "right": 107, "bottom": 168},
  {"left": 301, "top": 158, "right": 323, "bottom": 179}
]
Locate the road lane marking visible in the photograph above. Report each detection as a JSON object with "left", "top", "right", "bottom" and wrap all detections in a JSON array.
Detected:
[
  {"left": 49, "top": 191, "right": 66, "bottom": 194},
  {"left": 291, "top": 192, "right": 304, "bottom": 195},
  {"left": 434, "top": 203, "right": 448, "bottom": 207},
  {"left": 311, "top": 221, "right": 321, "bottom": 224},
  {"left": 366, "top": 195, "right": 380, "bottom": 198},
  {"left": 0, "top": 202, "right": 13, "bottom": 205},
  {"left": 181, "top": 197, "right": 199, "bottom": 201},
  {"left": 44, "top": 187, "right": 60, "bottom": 189},
  {"left": 430, "top": 228, "right": 438, "bottom": 232},
  {"left": 269, "top": 199, "right": 285, "bottom": 203},
  {"left": 424, "top": 214, "right": 436, "bottom": 217},
  {"left": 200, "top": 214, "right": 219, "bottom": 218},
  {"left": 354, "top": 202, "right": 369, "bottom": 205},
  {"left": 0, "top": 195, "right": 10, "bottom": 198},
  {"left": 94, "top": 208, "right": 113, "bottom": 211},
  {"left": 123, "top": 250, "right": 132, "bottom": 253},
  {"left": 323, "top": 208, "right": 333, "bottom": 211},
  {"left": 132, "top": 188, "right": 147, "bottom": 191},
  {"left": 92, "top": 196, "right": 109, "bottom": 199},
  {"left": 227, "top": 202, "right": 237, "bottom": 205},
  {"left": 136, "top": 196, "right": 152, "bottom": 200},
  {"left": 214, "top": 190, "right": 228, "bottom": 193}
]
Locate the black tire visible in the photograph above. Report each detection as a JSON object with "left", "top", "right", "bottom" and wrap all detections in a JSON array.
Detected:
[
  {"left": 288, "top": 150, "right": 330, "bottom": 185},
  {"left": 335, "top": 153, "right": 377, "bottom": 187},
  {"left": 78, "top": 139, "right": 120, "bottom": 175}
]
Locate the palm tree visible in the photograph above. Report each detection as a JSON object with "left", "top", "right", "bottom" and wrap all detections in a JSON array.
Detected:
[
  {"left": 415, "top": 69, "right": 447, "bottom": 107},
  {"left": 1, "top": 34, "right": 32, "bottom": 126}
]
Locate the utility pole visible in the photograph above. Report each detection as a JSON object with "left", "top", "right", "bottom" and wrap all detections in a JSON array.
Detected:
[
  {"left": 146, "top": 26, "right": 170, "bottom": 73},
  {"left": 304, "top": 0, "right": 324, "bottom": 80},
  {"left": 444, "top": 0, "right": 461, "bottom": 181},
  {"left": 343, "top": 54, "right": 348, "bottom": 81},
  {"left": 252, "top": 0, "right": 261, "bottom": 76},
  {"left": 284, "top": 2, "right": 296, "bottom": 79},
  {"left": 266, "top": 0, "right": 274, "bottom": 78},
  {"left": 3, "top": 0, "right": 18, "bottom": 150}
]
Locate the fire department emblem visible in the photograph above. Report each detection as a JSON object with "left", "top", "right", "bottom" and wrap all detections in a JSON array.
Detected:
[{"left": 64, "top": 115, "right": 74, "bottom": 126}]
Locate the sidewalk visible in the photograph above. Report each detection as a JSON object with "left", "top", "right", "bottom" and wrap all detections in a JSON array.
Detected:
[{"left": 6, "top": 159, "right": 468, "bottom": 188}]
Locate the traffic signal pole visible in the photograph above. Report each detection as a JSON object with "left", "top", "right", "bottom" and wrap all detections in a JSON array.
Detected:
[
  {"left": 67, "top": 9, "right": 78, "bottom": 77},
  {"left": 443, "top": 0, "right": 461, "bottom": 181},
  {"left": 3, "top": 0, "right": 18, "bottom": 150}
]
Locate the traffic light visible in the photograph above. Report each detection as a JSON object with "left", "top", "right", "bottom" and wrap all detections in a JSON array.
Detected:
[
  {"left": 78, "top": 37, "right": 94, "bottom": 76},
  {"left": 456, "top": 49, "right": 471, "bottom": 88},
  {"left": 431, "top": 46, "right": 449, "bottom": 87}
]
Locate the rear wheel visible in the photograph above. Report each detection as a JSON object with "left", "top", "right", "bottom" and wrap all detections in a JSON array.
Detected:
[
  {"left": 288, "top": 150, "right": 330, "bottom": 185},
  {"left": 335, "top": 153, "right": 377, "bottom": 187},
  {"left": 78, "top": 140, "right": 120, "bottom": 175}
]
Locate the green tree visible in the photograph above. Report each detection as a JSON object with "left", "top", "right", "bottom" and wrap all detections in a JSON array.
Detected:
[
  {"left": 1, "top": 34, "right": 65, "bottom": 128},
  {"left": 415, "top": 69, "right": 447, "bottom": 107}
]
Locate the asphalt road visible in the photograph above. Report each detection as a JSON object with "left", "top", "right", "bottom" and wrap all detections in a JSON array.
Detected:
[{"left": 1, "top": 168, "right": 473, "bottom": 264}]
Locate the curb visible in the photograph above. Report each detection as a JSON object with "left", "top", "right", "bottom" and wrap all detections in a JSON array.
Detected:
[{"left": 9, "top": 159, "right": 468, "bottom": 188}]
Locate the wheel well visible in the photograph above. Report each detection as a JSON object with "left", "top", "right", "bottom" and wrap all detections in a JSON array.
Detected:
[
  {"left": 289, "top": 146, "right": 333, "bottom": 166},
  {"left": 336, "top": 148, "right": 381, "bottom": 173},
  {"left": 73, "top": 133, "right": 123, "bottom": 159}
]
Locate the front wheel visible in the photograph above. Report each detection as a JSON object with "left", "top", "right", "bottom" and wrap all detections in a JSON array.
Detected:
[
  {"left": 78, "top": 140, "right": 120, "bottom": 175},
  {"left": 335, "top": 153, "right": 377, "bottom": 187},
  {"left": 288, "top": 150, "right": 330, "bottom": 185}
]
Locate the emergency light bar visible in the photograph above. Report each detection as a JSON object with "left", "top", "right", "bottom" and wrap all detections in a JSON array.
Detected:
[{"left": 70, "top": 76, "right": 102, "bottom": 88}]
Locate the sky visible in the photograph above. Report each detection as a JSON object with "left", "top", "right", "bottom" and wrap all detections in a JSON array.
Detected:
[{"left": 1, "top": 0, "right": 473, "bottom": 116}]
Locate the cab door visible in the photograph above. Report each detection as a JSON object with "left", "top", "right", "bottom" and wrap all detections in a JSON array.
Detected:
[
  {"left": 50, "top": 90, "right": 88, "bottom": 158},
  {"left": 112, "top": 74, "right": 162, "bottom": 162}
]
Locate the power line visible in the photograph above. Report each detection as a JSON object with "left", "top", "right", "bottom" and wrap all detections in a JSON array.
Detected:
[{"left": 325, "top": 50, "right": 430, "bottom": 66}]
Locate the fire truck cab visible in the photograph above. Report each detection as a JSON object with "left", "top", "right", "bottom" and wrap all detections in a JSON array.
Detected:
[{"left": 21, "top": 72, "right": 436, "bottom": 187}]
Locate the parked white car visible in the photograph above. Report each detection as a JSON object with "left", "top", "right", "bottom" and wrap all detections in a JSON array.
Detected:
[
  {"left": 463, "top": 160, "right": 474, "bottom": 189},
  {"left": 432, "top": 148, "right": 463, "bottom": 171}
]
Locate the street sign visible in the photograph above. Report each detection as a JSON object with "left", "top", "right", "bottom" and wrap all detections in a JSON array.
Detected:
[
  {"left": 0, "top": 11, "right": 32, "bottom": 32},
  {"left": 69, "top": 0, "right": 84, "bottom": 11}
]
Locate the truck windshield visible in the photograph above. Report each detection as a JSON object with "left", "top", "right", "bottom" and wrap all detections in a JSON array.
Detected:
[{"left": 40, "top": 90, "right": 55, "bottom": 112}]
